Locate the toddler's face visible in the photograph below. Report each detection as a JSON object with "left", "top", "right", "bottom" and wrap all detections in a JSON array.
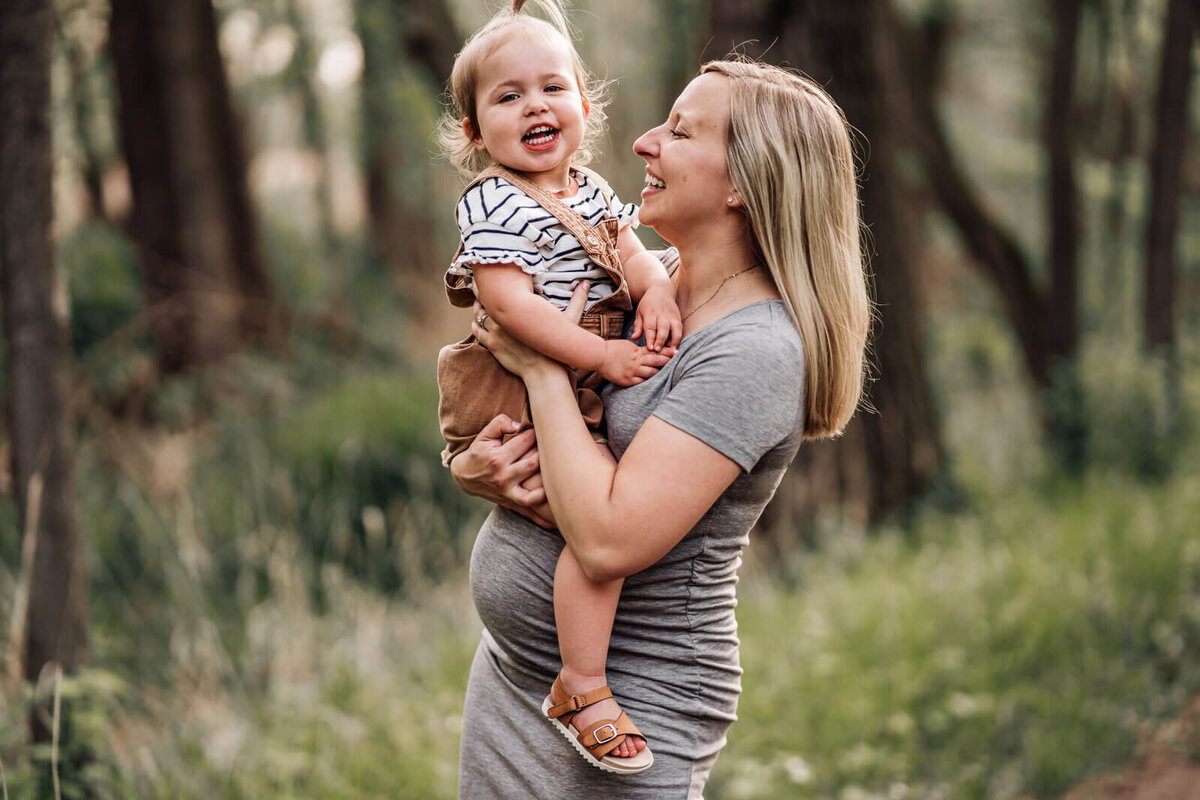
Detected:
[{"left": 466, "top": 30, "right": 588, "bottom": 191}]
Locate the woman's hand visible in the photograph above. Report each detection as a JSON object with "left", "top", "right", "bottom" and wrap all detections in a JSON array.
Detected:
[
  {"left": 449, "top": 414, "right": 555, "bottom": 529},
  {"left": 471, "top": 288, "right": 573, "bottom": 380}
]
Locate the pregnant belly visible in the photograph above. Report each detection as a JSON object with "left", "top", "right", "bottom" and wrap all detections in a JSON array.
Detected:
[
  {"left": 470, "top": 508, "right": 743, "bottom": 719},
  {"left": 469, "top": 508, "right": 564, "bottom": 683}
]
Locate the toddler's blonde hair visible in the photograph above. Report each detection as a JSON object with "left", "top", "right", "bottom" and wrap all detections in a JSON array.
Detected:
[
  {"left": 701, "top": 59, "right": 871, "bottom": 440},
  {"left": 438, "top": 0, "right": 608, "bottom": 176}
]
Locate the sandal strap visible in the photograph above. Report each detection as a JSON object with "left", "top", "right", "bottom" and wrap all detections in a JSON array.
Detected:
[
  {"left": 578, "top": 712, "right": 644, "bottom": 760},
  {"left": 545, "top": 682, "right": 614, "bottom": 719}
]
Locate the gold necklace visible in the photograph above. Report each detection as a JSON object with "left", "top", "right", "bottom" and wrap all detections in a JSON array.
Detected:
[{"left": 680, "top": 264, "right": 760, "bottom": 323}]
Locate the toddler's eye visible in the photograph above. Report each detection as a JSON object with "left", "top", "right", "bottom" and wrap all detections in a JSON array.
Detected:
[
  {"left": 545, "top": 84, "right": 563, "bottom": 93},
  {"left": 499, "top": 93, "right": 518, "bottom": 103}
]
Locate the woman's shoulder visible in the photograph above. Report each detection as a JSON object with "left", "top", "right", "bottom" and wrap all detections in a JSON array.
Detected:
[{"left": 690, "top": 300, "right": 803, "bottom": 359}]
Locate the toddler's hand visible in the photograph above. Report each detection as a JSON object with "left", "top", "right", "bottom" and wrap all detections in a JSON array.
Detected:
[
  {"left": 598, "top": 338, "right": 674, "bottom": 386},
  {"left": 632, "top": 282, "right": 683, "bottom": 352}
]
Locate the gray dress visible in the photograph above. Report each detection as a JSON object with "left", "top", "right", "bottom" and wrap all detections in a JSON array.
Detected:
[{"left": 458, "top": 299, "right": 806, "bottom": 799}]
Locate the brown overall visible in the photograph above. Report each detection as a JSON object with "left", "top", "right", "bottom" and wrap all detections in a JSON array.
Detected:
[{"left": 437, "top": 165, "right": 633, "bottom": 466}]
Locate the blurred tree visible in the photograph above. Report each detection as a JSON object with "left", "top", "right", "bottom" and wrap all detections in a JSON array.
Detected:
[
  {"left": 1144, "top": 0, "right": 1194, "bottom": 352},
  {"left": 357, "top": 0, "right": 455, "bottom": 282},
  {"left": 900, "top": 1, "right": 1085, "bottom": 393},
  {"left": 0, "top": 0, "right": 89, "bottom": 728},
  {"left": 656, "top": 0, "right": 707, "bottom": 104},
  {"left": 108, "top": 0, "right": 275, "bottom": 374},
  {"left": 287, "top": 0, "right": 348, "bottom": 317},
  {"left": 710, "top": 0, "right": 944, "bottom": 528}
]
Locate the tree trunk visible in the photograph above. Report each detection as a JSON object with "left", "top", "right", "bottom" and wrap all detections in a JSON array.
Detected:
[
  {"left": 0, "top": 0, "right": 89, "bottom": 701},
  {"left": 357, "top": 0, "right": 454, "bottom": 285},
  {"left": 710, "top": 0, "right": 943, "bottom": 530},
  {"left": 1144, "top": 0, "right": 1195, "bottom": 352},
  {"left": 1045, "top": 0, "right": 1083, "bottom": 362},
  {"left": 897, "top": 1, "right": 1087, "bottom": 394},
  {"left": 108, "top": 0, "right": 273, "bottom": 374}
]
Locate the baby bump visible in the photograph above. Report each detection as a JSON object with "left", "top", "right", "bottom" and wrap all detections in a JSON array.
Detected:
[{"left": 469, "top": 508, "right": 563, "bottom": 683}]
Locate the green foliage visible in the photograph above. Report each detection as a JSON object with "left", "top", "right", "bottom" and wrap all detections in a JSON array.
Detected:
[
  {"left": 707, "top": 464, "right": 1200, "bottom": 800},
  {"left": 0, "top": 670, "right": 132, "bottom": 800},
  {"left": 60, "top": 222, "right": 143, "bottom": 357},
  {"left": 268, "top": 368, "right": 479, "bottom": 597}
]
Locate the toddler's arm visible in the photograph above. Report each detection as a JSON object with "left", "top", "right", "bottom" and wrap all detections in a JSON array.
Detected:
[
  {"left": 473, "top": 264, "right": 667, "bottom": 387},
  {"left": 617, "top": 226, "right": 682, "bottom": 352}
]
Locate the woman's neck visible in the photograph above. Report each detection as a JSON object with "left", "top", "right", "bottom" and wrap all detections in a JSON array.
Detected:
[{"left": 673, "top": 236, "right": 777, "bottom": 328}]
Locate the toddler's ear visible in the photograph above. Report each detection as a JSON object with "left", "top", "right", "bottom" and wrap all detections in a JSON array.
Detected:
[
  {"left": 462, "top": 117, "right": 486, "bottom": 151},
  {"left": 582, "top": 97, "right": 590, "bottom": 121}
]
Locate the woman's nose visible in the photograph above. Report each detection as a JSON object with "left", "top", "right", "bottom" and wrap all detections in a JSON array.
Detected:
[{"left": 633, "top": 126, "right": 659, "bottom": 158}]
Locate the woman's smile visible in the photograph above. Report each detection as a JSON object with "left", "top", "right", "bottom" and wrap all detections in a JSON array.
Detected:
[{"left": 641, "top": 170, "right": 666, "bottom": 198}]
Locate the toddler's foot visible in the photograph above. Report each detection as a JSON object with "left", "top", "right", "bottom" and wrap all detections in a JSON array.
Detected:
[{"left": 557, "top": 668, "right": 646, "bottom": 759}]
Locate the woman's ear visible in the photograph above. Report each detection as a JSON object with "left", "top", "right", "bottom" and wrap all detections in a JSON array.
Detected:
[
  {"left": 462, "top": 117, "right": 487, "bottom": 152},
  {"left": 725, "top": 189, "right": 744, "bottom": 209}
]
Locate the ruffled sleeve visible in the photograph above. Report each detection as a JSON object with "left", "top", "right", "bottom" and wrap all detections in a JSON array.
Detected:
[
  {"left": 450, "top": 178, "right": 555, "bottom": 277},
  {"left": 608, "top": 189, "right": 639, "bottom": 231}
]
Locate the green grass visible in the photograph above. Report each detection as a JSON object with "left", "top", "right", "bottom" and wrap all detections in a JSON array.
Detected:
[
  {"left": 10, "top": 438, "right": 1197, "bottom": 800},
  {"left": 4, "top": 326, "right": 1200, "bottom": 799},
  {"left": 711, "top": 465, "right": 1200, "bottom": 800}
]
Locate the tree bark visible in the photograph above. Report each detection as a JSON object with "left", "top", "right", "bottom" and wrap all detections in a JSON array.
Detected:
[
  {"left": 1045, "top": 0, "right": 1082, "bottom": 361},
  {"left": 1144, "top": 0, "right": 1195, "bottom": 351},
  {"left": 710, "top": 0, "right": 943, "bottom": 528},
  {"left": 357, "top": 0, "right": 450, "bottom": 282},
  {"left": 897, "top": 0, "right": 1084, "bottom": 391},
  {"left": 0, "top": 0, "right": 89, "bottom": 695},
  {"left": 108, "top": 0, "right": 273, "bottom": 374}
]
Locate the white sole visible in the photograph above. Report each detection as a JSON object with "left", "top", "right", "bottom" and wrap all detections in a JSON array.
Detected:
[{"left": 540, "top": 696, "right": 654, "bottom": 775}]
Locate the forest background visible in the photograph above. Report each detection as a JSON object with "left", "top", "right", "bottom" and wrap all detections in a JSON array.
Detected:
[{"left": 0, "top": 0, "right": 1197, "bottom": 798}]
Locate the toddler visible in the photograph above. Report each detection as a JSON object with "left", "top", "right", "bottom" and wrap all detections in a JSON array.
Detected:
[{"left": 436, "top": 0, "right": 678, "bottom": 776}]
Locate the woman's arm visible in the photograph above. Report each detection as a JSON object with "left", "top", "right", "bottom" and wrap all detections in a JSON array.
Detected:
[
  {"left": 520, "top": 361, "right": 741, "bottom": 581},
  {"left": 472, "top": 285, "right": 738, "bottom": 583}
]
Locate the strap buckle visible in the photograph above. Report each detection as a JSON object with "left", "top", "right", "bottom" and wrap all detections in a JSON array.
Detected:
[{"left": 592, "top": 723, "right": 619, "bottom": 745}]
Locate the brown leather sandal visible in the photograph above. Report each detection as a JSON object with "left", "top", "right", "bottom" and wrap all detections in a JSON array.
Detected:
[{"left": 541, "top": 674, "right": 654, "bottom": 775}]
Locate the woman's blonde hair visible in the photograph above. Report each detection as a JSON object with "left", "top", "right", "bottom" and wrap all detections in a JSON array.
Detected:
[
  {"left": 438, "top": 0, "right": 608, "bottom": 176},
  {"left": 701, "top": 59, "right": 871, "bottom": 440}
]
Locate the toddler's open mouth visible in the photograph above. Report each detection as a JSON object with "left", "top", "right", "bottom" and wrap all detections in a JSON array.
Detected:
[{"left": 523, "top": 125, "right": 559, "bottom": 146}]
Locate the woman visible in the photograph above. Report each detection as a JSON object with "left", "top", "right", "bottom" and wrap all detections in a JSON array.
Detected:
[{"left": 451, "top": 58, "right": 871, "bottom": 799}]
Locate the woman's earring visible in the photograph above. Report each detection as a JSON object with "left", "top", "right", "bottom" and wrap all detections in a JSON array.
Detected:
[{"left": 727, "top": 197, "right": 734, "bottom": 204}]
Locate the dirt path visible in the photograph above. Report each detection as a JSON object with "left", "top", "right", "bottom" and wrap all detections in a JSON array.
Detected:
[{"left": 1058, "top": 698, "right": 1200, "bottom": 800}]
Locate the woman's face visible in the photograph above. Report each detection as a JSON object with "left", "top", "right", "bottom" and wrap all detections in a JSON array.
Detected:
[{"left": 633, "top": 73, "right": 734, "bottom": 241}]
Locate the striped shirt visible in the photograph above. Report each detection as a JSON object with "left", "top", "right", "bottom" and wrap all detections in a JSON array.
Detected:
[{"left": 449, "top": 170, "right": 638, "bottom": 310}]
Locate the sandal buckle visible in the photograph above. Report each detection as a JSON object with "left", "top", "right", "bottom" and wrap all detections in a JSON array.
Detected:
[{"left": 593, "top": 723, "right": 619, "bottom": 745}]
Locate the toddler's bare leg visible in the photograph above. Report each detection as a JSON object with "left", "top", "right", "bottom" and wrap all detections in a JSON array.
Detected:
[{"left": 554, "top": 546, "right": 646, "bottom": 757}]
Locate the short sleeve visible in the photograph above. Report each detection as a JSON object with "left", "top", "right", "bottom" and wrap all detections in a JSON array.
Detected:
[
  {"left": 451, "top": 179, "right": 555, "bottom": 275},
  {"left": 609, "top": 191, "right": 638, "bottom": 231},
  {"left": 652, "top": 317, "right": 805, "bottom": 471}
]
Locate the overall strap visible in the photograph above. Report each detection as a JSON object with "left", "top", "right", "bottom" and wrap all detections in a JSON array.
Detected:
[
  {"left": 478, "top": 164, "right": 616, "bottom": 265},
  {"left": 444, "top": 164, "right": 624, "bottom": 308}
]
